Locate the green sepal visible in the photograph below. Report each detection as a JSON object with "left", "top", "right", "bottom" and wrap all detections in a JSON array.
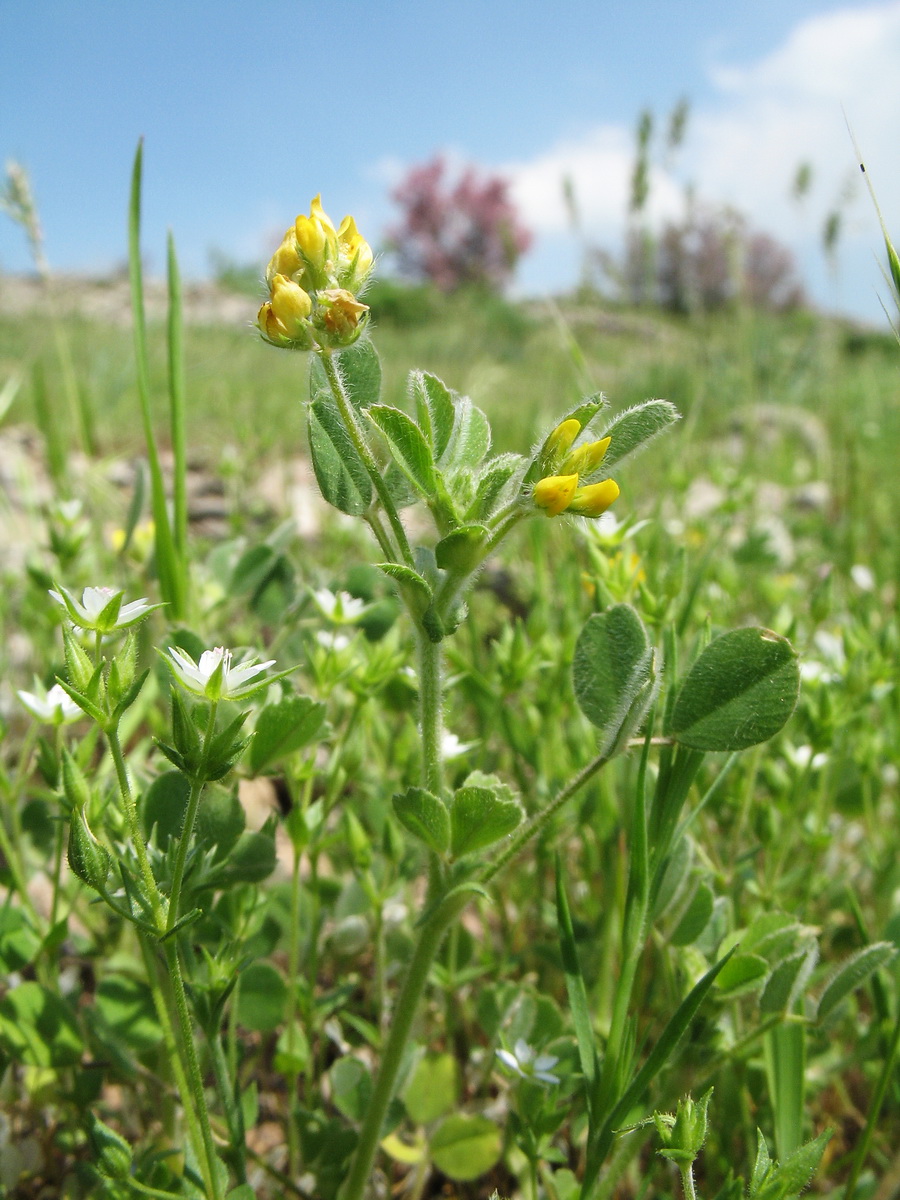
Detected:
[{"left": 68, "top": 805, "right": 111, "bottom": 893}]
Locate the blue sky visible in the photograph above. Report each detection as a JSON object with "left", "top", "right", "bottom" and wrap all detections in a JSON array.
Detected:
[{"left": 1, "top": 0, "right": 898, "bottom": 322}]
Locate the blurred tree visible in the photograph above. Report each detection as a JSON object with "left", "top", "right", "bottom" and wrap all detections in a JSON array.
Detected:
[{"left": 384, "top": 156, "right": 532, "bottom": 292}]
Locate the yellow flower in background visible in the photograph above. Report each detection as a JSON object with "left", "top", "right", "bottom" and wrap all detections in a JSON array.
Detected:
[{"left": 533, "top": 419, "right": 619, "bottom": 519}]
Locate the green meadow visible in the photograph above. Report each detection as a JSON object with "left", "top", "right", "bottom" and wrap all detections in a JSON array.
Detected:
[{"left": 0, "top": 261, "right": 898, "bottom": 1200}]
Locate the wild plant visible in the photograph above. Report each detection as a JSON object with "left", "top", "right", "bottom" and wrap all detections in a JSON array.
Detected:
[{"left": 2, "top": 144, "right": 895, "bottom": 1200}]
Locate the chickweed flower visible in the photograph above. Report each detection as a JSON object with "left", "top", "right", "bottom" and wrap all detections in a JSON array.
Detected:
[
  {"left": 17, "top": 679, "right": 82, "bottom": 725},
  {"left": 496, "top": 1039, "right": 560, "bottom": 1085},
  {"left": 50, "top": 585, "right": 161, "bottom": 633},
  {"left": 258, "top": 195, "right": 374, "bottom": 352},
  {"left": 312, "top": 588, "right": 368, "bottom": 623},
  {"left": 533, "top": 418, "right": 619, "bottom": 520},
  {"left": 163, "top": 646, "right": 277, "bottom": 702}
]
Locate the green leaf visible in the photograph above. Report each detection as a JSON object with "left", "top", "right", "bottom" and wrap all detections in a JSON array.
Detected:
[
  {"left": 716, "top": 953, "right": 769, "bottom": 996},
  {"left": 329, "top": 1055, "right": 372, "bottom": 1123},
  {"left": 308, "top": 398, "right": 373, "bottom": 515},
  {"left": 600, "top": 399, "right": 680, "bottom": 470},
  {"left": 0, "top": 982, "right": 83, "bottom": 1067},
  {"left": 236, "top": 962, "right": 287, "bottom": 1032},
  {"left": 393, "top": 787, "right": 450, "bottom": 856},
  {"left": 760, "top": 947, "right": 818, "bottom": 1016},
  {"left": 669, "top": 628, "right": 800, "bottom": 752},
  {"left": 249, "top": 694, "right": 326, "bottom": 774},
  {"left": 430, "top": 1114, "right": 502, "bottom": 1181},
  {"left": 816, "top": 942, "right": 897, "bottom": 1023},
  {"left": 215, "top": 830, "right": 276, "bottom": 885},
  {"left": 402, "top": 1052, "right": 459, "bottom": 1124},
  {"left": 573, "top": 604, "right": 656, "bottom": 757},
  {"left": 141, "top": 770, "right": 190, "bottom": 844},
  {"left": 310, "top": 339, "right": 382, "bottom": 411},
  {"left": 470, "top": 453, "right": 526, "bottom": 520},
  {"left": 367, "top": 403, "right": 438, "bottom": 497},
  {"left": 670, "top": 882, "right": 715, "bottom": 946},
  {"left": 376, "top": 562, "right": 433, "bottom": 610},
  {"left": 274, "top": 1022, "right": 311, "bottom": 1076},
  {"left": 435, "top": 524, "right": 488, "bottom": 573},
  {"left": 440, "top": 396, "right": 491, "bottom": 473},
  {"left": 192, "top": 783, "right": 245, "bottom": 859},
  {"left": 95, "top": 974, "right": 163, "bottom": 1053},
  {"left": 410, "top": 370, "right": 455, "bottom": 458},
  {"left": 749, "top": 1128, "right": 832, "bottom": 1200},
  {"left": 0, "top": 907, "right": 41, "bottom": 972},
  {"left": 450, "top": 785, "right": 523, "bottom": 858}
]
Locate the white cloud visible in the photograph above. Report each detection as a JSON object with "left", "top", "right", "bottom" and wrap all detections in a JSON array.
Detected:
[{"left": 502, "top": 1, "right": 900, "bottom": 315}]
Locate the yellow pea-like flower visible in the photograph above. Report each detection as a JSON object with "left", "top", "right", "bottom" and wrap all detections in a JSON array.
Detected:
[
  {"left": 538, "top": 418, "right": 581, "bottom": 475},
  {"left": 266, "top": 228, "right": 303, "bottom": 286},
  {"left": 567, "top": 478, "right": 620, "bottom": 518},
  {"left": 533, "top": 474, "right": 579, "bottom": 517}
]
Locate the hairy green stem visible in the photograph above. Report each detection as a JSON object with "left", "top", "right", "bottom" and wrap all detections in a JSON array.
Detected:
[
  {"left": 480, "top": 749, "right": 611, "bottom": 887},
  {"left": 106, "top": 727, "right": 165, "bottom": 929},
  {"left": 417, "top": 630, "right": 444, "bottom": 797},
  {"left": 163, "top": 938, "right": 224, "bottom": 1200},
  {"left": 166, "top": 703, "right": 217, "bottom": 932},
  {"left": 320, "top": 349, "right": 415, "bottom": 568},
  {"left": 337, "top": 893, "right": 468, "bottom": 1200}
]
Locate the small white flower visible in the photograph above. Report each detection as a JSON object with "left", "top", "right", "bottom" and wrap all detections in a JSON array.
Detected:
[
  {"left": 164, "top": 645, "right": 276, "bottom": 702},
  {"left": 17, "top": 680, "right": 82, "bottom": 725},
  {"left": 315, "top": 630, "right": 351, "bottom": 653},
  {"left": 442, "top": 731, "right": 477, "bottom": 760},
  {"left": 850, "top": 564, "right": 876, "bottom": 592},
  {"left": 496, "top": 1039, "right": 560, "bottom": 1085},
  {"left": 312, "top": 588, "right": 367, "bottom": 623},
  {"left": 50, "top": 585, "right": 159, "bottom": 633},
  {"left": 785, "top": 743, "right": 828, "bottom": 772}
]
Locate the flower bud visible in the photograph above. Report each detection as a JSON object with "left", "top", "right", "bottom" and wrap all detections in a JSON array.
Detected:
[
  {"left": 337, "top": 215, "right": 375, "bottom": 289},
  {"left": 68, "top": 804, "right": 111, "bottom": 893},
  {"left": 89, "top": 1115, "right": 133, "bottom": 1180},
  {"left": 538, "top": 419, "right": 581, "bottom": 476},
  {"left": 561, "top": 436, "right": 611, "bottom": 477},
  {"left": 266, "top": 227, "right": 303, "bottom": 287},
  {"left": 533, "top": 474, "right": 578, "bottom": 517}
]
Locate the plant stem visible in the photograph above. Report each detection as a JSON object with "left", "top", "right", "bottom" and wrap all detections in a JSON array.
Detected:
[
  {"left": 319, "top": 349, "right": 415, "bottom": 568},
  {"left": 416, "top": 629, "right": 444, "bottom": 796},
  {"left": 337, "top": 893, "right": 468, "bottom": 1200},
  {"left": 106, "top": 727, "right": 165, "bottom": 929},
  {"left": 480, "top": 750, "right": 611, "bottom": 887},
  {"left": 163, "top": 938, "right": 224, "bottom": 1200}
]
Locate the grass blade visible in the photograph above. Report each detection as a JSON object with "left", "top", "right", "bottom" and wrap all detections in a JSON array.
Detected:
[
  {"left": 764, "top": 1019, "right": 805, "bottom": 1160},
  {"left": 128, "top": 139, "right": 184, "bottom": 618},
  {"left": 555, "top": 856, "right": 597, "bottom": 1106},
  {"left": 167, "top": 230, "right": 190, "bottom": 603}
]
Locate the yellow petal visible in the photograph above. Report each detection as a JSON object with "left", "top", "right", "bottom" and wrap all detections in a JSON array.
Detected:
[
  {"left": 538, "top": 418, "right": 581, "bottom": 474},
  {"left": 533, "top": 474, "right": 579, "bottom": 517},
  {"left": 309, "top": 193, "right": 336, "bottom": 232},
  {"left": 561, "top": 436, "right": 611, "bottom": 477},
  {"left": 567, "top": 478, "right": 620, "bottom": 518}
]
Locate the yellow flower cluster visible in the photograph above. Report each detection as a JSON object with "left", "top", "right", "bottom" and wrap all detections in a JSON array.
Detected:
[
  {"left": 533, "top": 417, "right": 620, "bottom": 519},
  {"left": 258, "top": 196, "right": 375, "bottom": 350}
]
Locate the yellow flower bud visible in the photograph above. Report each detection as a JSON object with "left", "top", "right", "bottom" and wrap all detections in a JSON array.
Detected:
[
  {"left": 337, "top": 214, "right": 375, "bottom": 286},
  {"left": 567, "top": 478, "right": 620, "bottom": 518},
  {"left": 266, "top": 228, "right": 303, "bottom": 286},
  {"left": 539, "top": 418, "right": 582, "bottom": 474},
  {"left": 533, "top": 474, "right": 579, "bottom": 517},
  {"left": 310, "top": 193, "right": 336, "bottom": 233},
  {"left": 561, "top": 436, "right": 611, "bottom": 477},
  {"left": 271, "top": 273, "right": 312, "bottom": 327}
]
